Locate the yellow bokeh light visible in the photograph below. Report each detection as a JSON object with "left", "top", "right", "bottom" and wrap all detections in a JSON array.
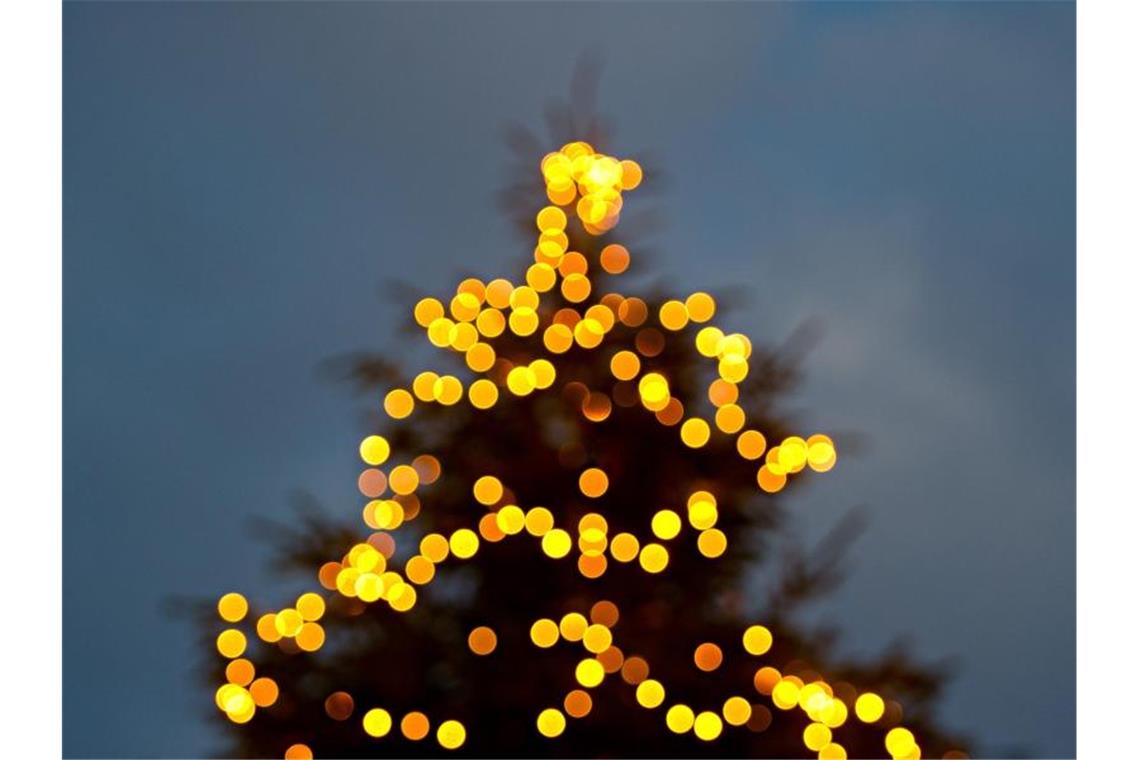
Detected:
[
  {"left": 737, "top": 429, "right": 767, "bottom": 460},
  {"left": 216, "top": 629, "right": 246, "bottom": 659},
  {"left": 537, "top": 708, "right": 567, "bottom": 738},
  {"left": 217, "top": 592, "right": 248, "bottom": 623},
  {"left": 420, "top": 533, "right": 449, "bottom": 562},
  {"left": 542, "top": 528, "right": 572, "bottom": 558},
  {"left": 449, "top": 528, "right": 479, "bottom": 559},
  {"left": 559, "top": 612, "right": 588, "bottom": 641},
  {"left": 688, "top": 498, "right": 718, "bottom": 530},
  {"left": 525, "top": 506, "right": 555, "bottom": 536},
  {"left": 468, "top": 378, "right": 499, "bottom": 409},
  {"left": 436, "top": 719, "right": 466, "bottom": 750},
  {"left": 651, "top": 509, "right": 682, "bottom": 540},
  {"left": 582, "top": 623, "right": 613, "bottom": 654},
  {"left": 609, "top": 349, "right": 641, "bottom": 380},
  {"left": 697, "top": 528, "right": 727, "bottom": 558},
  {"left": 855, "top": 692, "right": 885, "bottom": 723},
  {"left": 575, "top": 658, "right": 605, "bottom": 688},
  {"left": 609, "top": 532, "right": 640, "bottom": 562},
  {"left": 693, "top": 711, "right": 723, "bottom": 741},
  {"left": 363, "top": 707, "right": 392, "bottom": 738},
  {"left": 659, "top": 300, "right": 689, "bottom": 331},
  {"left": 473, "top": 474, "right": 503, "bottom": 506},
  {"left": 722, "top": 696, "right": 752, "bottom": 726},
  {"left": 389, "top": 464, "right": 419, "bottom": 495},
  {"left": 638, "top": 543, "right": 669, "bottom": 573},
  {"left": 680, "top": 418, "right": 711, "bottom": 448},
  {"left": 665, "top": 704, "right": 695, "bottom": 733},
  {"left": 772, "top": 678, "right": 801, "bottom": 710},
  {"left": 530, "top": 618, "right": 559, "bottom": 648},
  {"left": 715, "top": 403, "right": 746, "bottom": 434},
  {"left": 820, "top": 743, "right": 848, "bottom": 760},
  {"left": 636, "top": 678, "right": 665, "bottom": 708},
  {"left": 742, "top": 624, "right": 773, "bottom": 656},
  {"left": 804, "top": 722, "right": 833, "bottom": 751},
  {"left": 414, "top": 297, "right": 444, "bottom": 328},
  {"left": 359, "top": 435, "right": 390, "bottom": 466},
  {"left": 886, "top": 727, "right": 916, "bottom": 759},
  {"left": 685, "top": 292, "right": 716, "bottom": 323}
]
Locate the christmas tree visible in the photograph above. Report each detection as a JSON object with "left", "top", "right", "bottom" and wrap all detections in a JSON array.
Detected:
[{"left": 195, "top": 104, "right": 970, "bottom": 760}]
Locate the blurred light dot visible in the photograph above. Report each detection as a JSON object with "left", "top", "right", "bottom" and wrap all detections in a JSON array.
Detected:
[
  {"left": 468, "top": 626, "right": 498, "bottom": 655},
  {"left": 651, "top": 509, "right": 682, "bottom": 540},
  {"left": 753, "top": 666, "right": 781, "bottom": 695},
  {"left": 737, "top": 430, "right": 767, "bottom": 460},
  {"left": 638, "top": 543, "right": 669, "bottom": 573},
  {"left": 579, "top": 467, "right": 609, "bottom": 498},
  {"left": 449, "top": 529, "right": 479, "bottom": 559},
  {"left": 383, "top": 389, "right": 414, "bottom": 419},
  {"left": 804, "top": 722, "right": 833, "bottom": 751},
  {"left": 468, "top": 378, "right": 499, "bottom": 409},
  {"left": 723, "top": 696, "right": 752, "bottom": 726},
  {"left": 618, "top": 297, "right": 648, "bottom": 327},
  {"left": 217, "top": 593, "right": 248, "bottom": 623},
  {"left": 583, "top": 624, "right": 613, "bottom": 653},
  {"left": 886, "top": 727, "right": 916, "bottom": 759},
  {"left": 284, "top": 743, "right": 313, "bottom": 760},
  {"left": 225, "top": 658, "right": 254, "bottom": 686},
  {"left": 413, "top": 298, "right": 444, "bottom": 328},
  {"left": 542, "top": 528, "right": 572, "bottom": 558},
  {"left": 743, "top": 625, "right": 773, "bottom": 656},
  {"left": 564, "top": 689, "right": 593, "bottom": 718},
  {"left": 401, "top": 711, "right": 430, "bottom": 741},
  {"left": 525, "top": 507, "right": 554, "bottom": 536},
  {"left": 680, "top": 418, "right": 711, "bottom": 448},
  {"left": 437, "top": 719, "right": 466, "bottom": 750},
  {"left": 589, "top": 600, "right": 619, "bottom": 627},
  {"left": 659, "top": 300, "right": 689, "bottom": 331},
  {"left": 363, "top": 707, "right": 392, "bottom": 738},
  {"left": 693, "top": 711, "right": 723, "bottom": 741},
  {"left": 359, "top": 435, "right": 390, "bottom": 466},
  {"left": 697, "top": 528, "right": 727, "bottom": 558},
  {"left": 537, "top": 708, "right": 567, "bottom": 738},
  {"left": 296, "top": 622, "right": 325, "bottom": 652},
  {"left": 856, "top": 692, "right": 885, "bottom": 723},
  {"left": 473, "top": 475, "right": 503, "bottom": 506},
  {"left": 296, "top": 592, "right": 325, "bottom": 622},
  {"left": 820, "top": 742, "right": 848, "bottom": 760},
  {"left": 685, "top": 292, "right": 716, "bottom": 323},
  {"left": 249, "top": 677, "right": 278, "bottom": 707},
  {"left": 609, "top": 532, "right": 640, "bottom": 562},
  {"left": 575, "top": 658, "right": 605, "bottom": 688},
  {"left": 531, "top": 618, "right": 560, "bottom": 648},
  {"left": 559, "top": 612, "right": 588, "bottom": 641},
  {"left": 757, "top": 465, "right": 787, "bottom": 493},
  {"left": 666, "top": 704, "right": 695, "bottom": 733},
  {"left": 216, "top": 629, "right": 247, "bottom": 658},
  {"left": 636, "top": 678, "right": 665, "bottom": 708},
  {"left": 420, "top": 533, "right": 449, "bottom": 562},
  {"left": 694, "top": 642, "right": 723, "bottom": 671},
  {"left": 325, "top": 691, "right": 354, "bottom": 721}
]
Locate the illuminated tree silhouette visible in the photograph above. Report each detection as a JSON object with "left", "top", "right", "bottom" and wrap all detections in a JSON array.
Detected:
[{"left": 195, "top": 122, "right": 971, "bottom": 760}]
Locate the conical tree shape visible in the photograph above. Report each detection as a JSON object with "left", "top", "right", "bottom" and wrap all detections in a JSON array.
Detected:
[{"left": 191, "top": 111, "right": 970, "bottom": 760}]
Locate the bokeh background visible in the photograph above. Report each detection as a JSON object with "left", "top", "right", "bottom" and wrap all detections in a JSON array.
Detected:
[{"left": 64, "top": 2, "right": 1074, "bottom": 757}]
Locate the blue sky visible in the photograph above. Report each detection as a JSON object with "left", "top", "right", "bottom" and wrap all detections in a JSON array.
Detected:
[{"left": 64, "top": 3, "right": 1074, "bottom": 756}]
